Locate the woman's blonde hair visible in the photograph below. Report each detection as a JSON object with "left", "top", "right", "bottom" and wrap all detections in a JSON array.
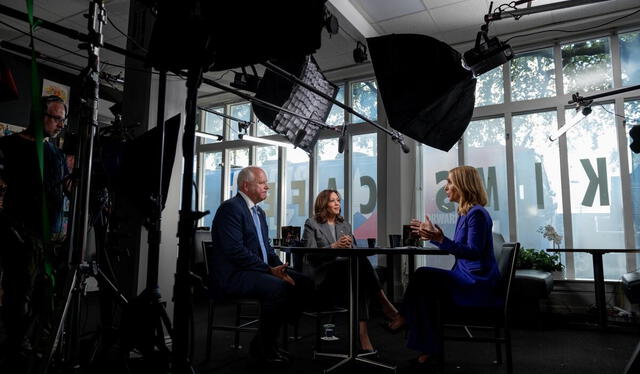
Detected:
[{"left": 449, "top": 166, "right": 488, "bottom": 215}]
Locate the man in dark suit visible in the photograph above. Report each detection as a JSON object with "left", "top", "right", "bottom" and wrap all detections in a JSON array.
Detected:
[{"left": 210, "top": 166, "right": 312, "bottom": 366}]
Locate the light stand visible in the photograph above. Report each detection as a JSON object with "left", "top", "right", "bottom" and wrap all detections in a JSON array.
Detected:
[
  {"left": 39, "top": 2, "right": 127, "bottom": 373},
  {"left": 172, "top": 64, "right": 208, "bottom": 374}
]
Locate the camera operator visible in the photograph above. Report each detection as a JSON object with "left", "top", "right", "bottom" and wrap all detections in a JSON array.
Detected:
[{"left": 0, "top": 95, "right": 71, "bottom": 369}]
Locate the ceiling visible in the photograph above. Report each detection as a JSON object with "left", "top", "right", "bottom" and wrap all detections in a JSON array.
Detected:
[{"left": 1, "top": 0, "right": 639, "bottom": 108}]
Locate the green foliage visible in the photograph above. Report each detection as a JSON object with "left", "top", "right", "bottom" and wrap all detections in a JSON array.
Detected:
[{"left": 516, "top": 247, "right": 564, "bottom": 272}]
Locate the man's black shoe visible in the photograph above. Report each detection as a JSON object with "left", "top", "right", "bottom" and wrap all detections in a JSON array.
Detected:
[
  {"left": 273, "top": 346, "right": 291, "bottom": 360},
  {"left": 249, "top": 340, "right": 289, "bottom": 367}
]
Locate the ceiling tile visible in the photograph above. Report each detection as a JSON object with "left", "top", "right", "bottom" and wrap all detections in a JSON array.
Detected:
[
  {"left": 423, "top": 0, "right": 468, "bottom": 10},
  {"left": 351, "top": 0, "right": 426, "bottom": 23},
  {"left": 377, "top": 10, "right": 440, "bottom": 36},
  {"left": 430, "top": 0, "right": 488, "bottom": 32}
]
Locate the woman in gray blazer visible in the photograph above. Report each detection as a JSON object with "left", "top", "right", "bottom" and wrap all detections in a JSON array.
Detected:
[{"left": 302, "top": 189, "right": 398, "bottom": 353}]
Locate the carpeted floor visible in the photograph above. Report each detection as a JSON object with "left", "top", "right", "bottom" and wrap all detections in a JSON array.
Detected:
[{"left": 1, "top": 294, "right": 638, "bottom": 373}]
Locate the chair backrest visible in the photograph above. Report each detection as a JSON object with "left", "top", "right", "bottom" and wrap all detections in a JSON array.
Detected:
[
  {"left": 202, "top": 240, "right": 226, "bottom": 299},
  {"left": 492, "top": 232, "right": 508, "bottom": 276},
  {"left": 499, "top": 242, "right": 521, "bottom": 311}
]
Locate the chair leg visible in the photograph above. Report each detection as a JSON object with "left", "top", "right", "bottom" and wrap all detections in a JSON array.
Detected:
[
  {"left": 505, "top": 319, "right": 513, "bottom": 374},
  {"left": 315, "top": 314, "right": 322, "bottom": 351},
  {"left": 436, "top": 301, "right": 445, "bottom": 374},
  {"left": 206, "top": 301, "right": 214, "bottom": 362},
  {"left": 234, "top": 302, "right": 242, "bottom": 349},
  {"left": 494, "top": 325, "right": 503, "bottom": 364},
  {"left": 282, "top": 323, "right": 289, "bottom": 349}
]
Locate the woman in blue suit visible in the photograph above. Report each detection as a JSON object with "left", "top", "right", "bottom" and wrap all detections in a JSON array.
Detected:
[{"left": 389, "top": 166, "right": 501, "bottom": 367}]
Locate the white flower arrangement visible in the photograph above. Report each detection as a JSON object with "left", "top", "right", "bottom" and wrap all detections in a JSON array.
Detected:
[{"left": 537, "top": 224, "right": 563, "bottom": 247}]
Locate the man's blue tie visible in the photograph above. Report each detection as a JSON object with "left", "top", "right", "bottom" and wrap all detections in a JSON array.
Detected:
[{"left": 251, "top": 206, "right": 269, "bottom": 263}]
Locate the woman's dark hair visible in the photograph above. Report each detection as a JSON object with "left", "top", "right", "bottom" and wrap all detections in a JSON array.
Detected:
[{"left": 313, "top": 189, "right": 344, "bottom": 224}]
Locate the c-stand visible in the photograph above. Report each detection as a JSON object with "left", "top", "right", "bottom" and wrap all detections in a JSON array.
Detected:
[{"left": 38, "top": 2, "right": 128, "bottom": 373}]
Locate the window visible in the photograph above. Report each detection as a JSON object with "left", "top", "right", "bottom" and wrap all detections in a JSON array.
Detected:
[
  {"left": 257, "top": 119, "right": 277, "bottom": 137},
  {"left": 464, "top": 118, "right": 509, "bottom": 240},
  {"left": 620, "top": 31, "right": 640, "bottom": 87},
  {"left": 315, "top": 138, "right": 345, "bottom": 198},
  {"left": 256, "top": 146, "right": 279, "bottom": 238},
  {"left": 351, "top": 80, "right": 378, "bottom": 123},
  {"left": 625, "top": 100, "right": 640, "bottom": 265},
  {"left": 562, "top": 37, "right": 613, "bottom": 94},
  {"left": 202, "top": 151, "right": 222, "bottom": 228},
  {"left": 229, "top": 103, "right": 251, "bottom": 140},
  {"left": 512, "top": 111, "right": 564, "bottom": 251},
  {"left": 510, "top": 48, "right": 556, "bottom": 101},
  {"left": 202, "top": 107, "right": 224, "bottom": 143},
  {"left": 351, "top": 134, "right": 377, "bottom": 243},
  {"left": 421, "top": 145, "right": 459, "bottom": 239},
  {"left": 565, "top": 105, "right": 625, "bottom": 279},
  {"left": 285, "top": 148, "right": 309, "bottom": 228},
  {"left": 227, "top": 148, "right": 249, "bottom": 198},
  {"left": 326, "top": 85, "right": 345, "bottom": 127},
  {"left": 475, "top": 66, "right": 504, "bottom": 107}
]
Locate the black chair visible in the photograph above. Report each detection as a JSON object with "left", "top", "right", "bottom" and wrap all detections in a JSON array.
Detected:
[
  {"left": 440, "top": 242, "right": 520, "bottom": 374},
  {"left": 201, "top": 241, "right": 259, "bottom": 362}
]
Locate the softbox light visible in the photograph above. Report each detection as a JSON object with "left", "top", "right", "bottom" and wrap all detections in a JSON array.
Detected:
[
  {"left": 367, "top": 34, "right": 477, "bottom": 152},
  {"left": 147, "top": 0, "right": 326, "bottom": 72},
  {"left": 253, "top": 55, "right": 337, "bottom": 153}
]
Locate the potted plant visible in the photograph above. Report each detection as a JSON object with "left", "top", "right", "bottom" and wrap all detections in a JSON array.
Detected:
[{"left": 516, "top": 247, "right": 564, "bottom": 273}]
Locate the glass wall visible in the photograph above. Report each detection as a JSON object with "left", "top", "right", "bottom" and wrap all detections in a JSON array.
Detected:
[
  {"left": 315, "top": 138, "right": 345, "bottom": 198},
  {"left": 620, "top": 31, "right": 640, "bottom": 87},
  {"left": 565, "top": 105, "right": 625, "bottom": 278},
  {"left": 256, "top": 146, "right": 279, "bottom": 238},
  {"left": 351, "top": 80, "right": 378, "bottom": 123},
  {"left": 286, "top": 148, "right": 310, "bottom": 229},
  {"left": 202, "top": 151, "right": 222, "bottom": 228},
  {"left": 474, "top": 66, "right": 504, "bottom": 107},
  {"left": 626, "top": 100, "right": 640, "bottom": 249},
  {"left": 561, "top": 37, "right": 612, "bottom": 94},
  {"left": 512, "top": 111, "right": 564, "bottom": 251},
  {"left": 203, "top": 107, "right": 224, "bottom": 143},
  {"left": 464, "top": 118, "right": 510, "bottom": 240},
  {"left": 229, "top": 103, "right": 251, "bottom": 140},
  {"left": 510, "top": 48, "right": 556, "bottom": 101},
  {"left": 351, "top": 134, "right": 378, "bottom": 242},
  {"left": 227, "top": 148, "right": 249, "bottom": 198}
]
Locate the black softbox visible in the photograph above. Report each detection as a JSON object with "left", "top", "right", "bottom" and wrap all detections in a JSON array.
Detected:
[
  {"left": 253, "top": 56, "right": 337, "bottom": 153},
  {"left": 367, "top": 34, "right": 476, "bottom": 152}
]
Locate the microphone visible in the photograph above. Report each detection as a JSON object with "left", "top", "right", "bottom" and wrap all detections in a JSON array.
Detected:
[
  {"left": 293, "top": 128, "right": 307, "bottom": 147},
  {"left": 337, "top": 125, "right": 347, "bottom": 153}
]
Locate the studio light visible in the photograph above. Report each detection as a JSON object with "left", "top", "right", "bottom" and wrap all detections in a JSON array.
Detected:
[
  {"left": 229, "top": 66, "right": 261, "bottom": 93},
  {"left": 324, "top": 7, "right": 339, "bottom": 35},
  {"left": 195, "top": 131, "right": 223, "bottom": 141},
  {"left": 462, "top": 24, "right": 513, "bottom": 77},
  {"left": 238, "top": 134, "right": 295, "bottom": 149},
  {"left": 548, "top": 106, "right": 592, "bottom": 141},
  {"left": 254, "top": 55, "right": 338, "bottom": 153},
  {"left": 353, "top": 41, "right": 368, "bottom": 64}
]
